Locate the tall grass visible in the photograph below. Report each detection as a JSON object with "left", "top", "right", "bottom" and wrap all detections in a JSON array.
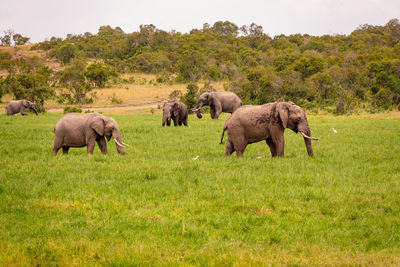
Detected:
[{"left": 0, "top": 112, "right": 399, "bottom": 265}]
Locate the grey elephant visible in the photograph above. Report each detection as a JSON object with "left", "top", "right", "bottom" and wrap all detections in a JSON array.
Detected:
[
  {"left": 53, "top": 113, "right": 128, "bottom": 155},
  {"left": 162, "top": 101, "right": 188, "bottom": 126},
  {"left": 192, "top": 92, "right": 242, "bottom": 119},
  {"left": 220, "top": 102, "right": 319, "bottom": 157},
  {"left": 6, "top": 100, "right": 38, "bottom": 115}
]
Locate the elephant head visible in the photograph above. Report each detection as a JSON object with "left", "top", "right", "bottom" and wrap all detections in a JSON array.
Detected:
[
  {"left": 162, "top": 102, "right": 179, "bottom": 126},
  {"left": 192, "top": 92, "right": 211, "bottom": 118},
  {"left": 90, "top": 115, "right": 128, "bottom": 154},
  {"left": 23, "top": 100, "right": 38, "bottom": 115},
  {"left": 275, "top": 102, "right": 318, "bottom": 156}
]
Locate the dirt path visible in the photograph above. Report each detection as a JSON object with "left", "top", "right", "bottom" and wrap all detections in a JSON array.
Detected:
[{"left": 46, "top": 101, "right": 165, "bottom": 113}]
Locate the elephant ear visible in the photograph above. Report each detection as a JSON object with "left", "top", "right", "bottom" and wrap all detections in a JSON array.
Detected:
[
  {"left": 22, "top": 100, "right": 30, "bottom": 108},
  {"left": 276, "top": 103, "right": 288, "bottom": 128},
  {"left": 90, "top": 116, "right": 105, "bottom": 136},
  {"left": 207, "top": 93, "right": 214, "bottom": 105}
]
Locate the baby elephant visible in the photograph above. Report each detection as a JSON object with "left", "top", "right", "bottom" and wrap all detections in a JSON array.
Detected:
[
  {"left": 162, "top": 101, "right": 188, "bottom": 126},
  {"left": 53, "top": 113, "right": 128, "bottom": 155},
  {"left": 6, "top": 100, "right": 38, "bottom": 115}
]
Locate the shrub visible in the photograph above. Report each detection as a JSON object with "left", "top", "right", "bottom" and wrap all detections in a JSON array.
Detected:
[
  {"left": 181, "top": 83, "right": 199, "bottom": 113},
  {"left": 169, "top": 90, "right": 182, "bottom": 100},
  {"left": 64, "top": 106, "right": 83, "bottom": 113},
  {"left": 372, "top": 88, "right": 393, "bottom": 110},
  {"left": 109, "top": 93, "right": 123, "bottom": 104}
]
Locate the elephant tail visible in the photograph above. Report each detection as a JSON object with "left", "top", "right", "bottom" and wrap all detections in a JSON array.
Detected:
[{"left": 220, "top": 124, "right": 228, "bottom": 144}]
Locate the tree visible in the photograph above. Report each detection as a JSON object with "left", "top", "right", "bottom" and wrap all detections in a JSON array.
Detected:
[
  {"left": 248, "top": 23, "right": 263, "bottom": 37},
  {"left": 12, "top": 33, "right": 30, "bottom": 45},
  {"left": 176, "top": 49, "right": 206, "bottom": 82},
  {"left": 181, "top": 83, "right": 199, "bottom": 112},
  {"left": 293, "top": 57, "right": 326, "bottom": 80},
  {"left": 51, "top": 43, "right": 78, "bottom": 64},
  {"left": 84, "top": 63, "right": 117, "bottom": 88},
  {"left": 212, "top": 21, "right": 239, "bottom": 37},
  {"left": 0, "top": 29, "right": 14, "bottom": 46},
  {"left": 57, "top": 60, "right": 94, "bottom": 104}
]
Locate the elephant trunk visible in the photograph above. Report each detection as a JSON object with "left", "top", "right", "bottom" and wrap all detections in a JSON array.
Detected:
[
  {"left": 301, "top": 127, "right": 314, "bottom": 156},
  {"left": 31, "top": 107, "right": 38, "bottom": 115},
  {"left": 196, "top": 110, "right": 203, "bottom": 118},
  {"left": 193, "top": 103, "right": 203, "bottom": 118},
  {"left": 304, "top": 137, "right": 313, "bottom": 156},
  {"left": 112, "top": 129, "right": 127, "bottom": 155},
  {"left": 163, "top": 114, "right": 171, "bottom": 126}
]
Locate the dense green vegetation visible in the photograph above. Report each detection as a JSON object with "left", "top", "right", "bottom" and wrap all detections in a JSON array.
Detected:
[
  {"left": 1, "top": 19, "right": 400, "bottom": 112},
  {"left": 0, "top": 113, "right": 399, "bottom": 265},
  {"left": 29, "top": 18, "right": 400, "bottom": 112}
]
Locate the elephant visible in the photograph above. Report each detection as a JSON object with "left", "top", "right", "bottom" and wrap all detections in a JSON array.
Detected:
[
  {"left": 52, "top": 112, "right": 128, "bottom": 155},
  {"left": 162, "top": 101, "right": 188, "bottom": 126},
  {"left": 6, "top": 100, "right": 38, "bottom": 116},
  {"left": 192, "top": 92, "right": 242, "bottom": 119},
  {"left": 220, "top": 102, "right": 319, "bottom": 157}
]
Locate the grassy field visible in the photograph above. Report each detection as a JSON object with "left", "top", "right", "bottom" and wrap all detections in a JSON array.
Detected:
[{"left": 0, "top": 110, "right": 399, "bottom": 265}]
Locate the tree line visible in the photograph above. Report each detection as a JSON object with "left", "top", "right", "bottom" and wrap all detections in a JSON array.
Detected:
[{"left": 1, "top": 19, "right": 400, "bottom": 113}]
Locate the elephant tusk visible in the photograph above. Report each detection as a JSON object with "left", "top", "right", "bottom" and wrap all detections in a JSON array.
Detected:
[
  {"left": 113, "top": 138, "right": 124, "bottom": 147},
  {"left": 192, "top": 108, "right": 200, "bottom": 111},
  {"left": 121, "top": 141, "right": 129, "bottom": 147},
  {"left": 300, "top": 132, "right": 319, "bottom": 140}
]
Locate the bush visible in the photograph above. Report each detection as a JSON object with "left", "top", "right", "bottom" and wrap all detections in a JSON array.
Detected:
[
  {"left": 109, "top": 93, "right": 123, "bottom": 104},
  {"left": 64, "top": 106, "right": 83, "bottom": 113},
  {"left": 335, "top": 91, "right": 358, "bottom": 114},
  {"left": 372, "top": 88, "right": 393, "bottom": 110},
  {"left": 180, "top": 83, "right": 199, "bottom": 113},
  {"left": 169, "top": 90, "right": 182, "bottom": 100},
  {"left": 84, "top": 63, "right": 117, "bottom": 88}
]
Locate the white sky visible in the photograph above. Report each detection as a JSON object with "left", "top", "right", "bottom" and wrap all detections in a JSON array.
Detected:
[{"left": 1, "top": 0, "right": 399, "bottom": 43}]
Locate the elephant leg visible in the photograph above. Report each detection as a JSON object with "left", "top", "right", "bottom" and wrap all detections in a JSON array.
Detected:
[
  {"left": 97, "top": 137, "right": 108, "bottom": 154},
  {"left": 210, "top": 107, "right": 216, "bottom": 119},
  {"left": 233, "top": 137, "right": 247, "bottom": 157},
  {"left": 225, "top": 139, "right": 235, "bottom": 156},
  {"left": 173, "top": 118, "right": 178, "bottom": 126},
  {"left": 87, "top": 141, "right": 96, "bottom": 154},
  {"left": 20, "top": 107, "right": 27, "bottom": 115},
  {"left": 62, "top": 146, "right": 70, "bottom": 155},
  {"left": 214, "top": 109, "right": 222, "bottom": 119},
  {"left": 183, "top": 117, "right": 188, "bottom": 126},
  {"left": 266, "top": 138, "right": 277, "bottom": 157},
  {"left": 271, "top": 133, "right": 285, "bottom": 157}
]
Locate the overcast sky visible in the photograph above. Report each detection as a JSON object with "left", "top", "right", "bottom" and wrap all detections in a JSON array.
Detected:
[{"left": 1, "top": 0, "right": 399, "bottom": 43}]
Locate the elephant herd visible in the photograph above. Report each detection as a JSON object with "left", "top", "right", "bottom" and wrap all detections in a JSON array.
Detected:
[{"left": 5, "top": 92, "right": 319, "bottom": 157}]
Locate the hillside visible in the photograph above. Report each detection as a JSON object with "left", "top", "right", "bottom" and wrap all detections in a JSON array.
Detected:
[{"left": 1, "top": 19, "right": 400, "bottom": 114}]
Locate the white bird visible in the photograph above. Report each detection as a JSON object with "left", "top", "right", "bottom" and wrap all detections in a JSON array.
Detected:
[
  {"left": 332, "top": 128, "right": 337, "bottom": 134},
  {"left": 192, "top": 155, "right": 199, "bottom": 160},
  {"left": 257, "top": 156, "right": 262, "bottom": 159}
]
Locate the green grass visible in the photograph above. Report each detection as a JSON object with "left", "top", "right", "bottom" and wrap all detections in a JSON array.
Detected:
[{"left": 0, "top": 112, "right": 399, "bottom": 265}]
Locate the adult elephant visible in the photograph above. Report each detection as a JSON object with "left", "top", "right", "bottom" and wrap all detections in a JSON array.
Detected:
[
  {"left": 192, "top": 92, "right": 241, "bottom": 119},
  {"left": 6, "top": 100, "right": 38, "bottom": 116},
  {"left": 162, "top": 101, "right": 188, "bottom": 126},
  {"left": 53, "top": 113, "right": 128, "bottom": 155},
  {"left": 220, "top": 102, "right": 319, "bottom": 157}
]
